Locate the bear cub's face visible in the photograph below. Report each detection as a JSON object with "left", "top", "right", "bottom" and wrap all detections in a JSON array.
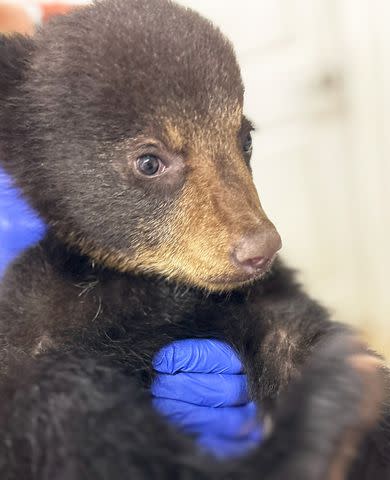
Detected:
[{"left": 0, "top": 0, "right": 281, "bottom": 291}]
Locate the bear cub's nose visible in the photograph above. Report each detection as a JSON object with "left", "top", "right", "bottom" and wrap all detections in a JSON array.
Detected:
[{"left": 232, "top": 227, "right": 282, "bottom": 275}]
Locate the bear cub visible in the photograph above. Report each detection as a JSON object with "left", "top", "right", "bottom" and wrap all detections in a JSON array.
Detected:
[{"left": 0, "top": 0, "right": 389, "bottom": 479}]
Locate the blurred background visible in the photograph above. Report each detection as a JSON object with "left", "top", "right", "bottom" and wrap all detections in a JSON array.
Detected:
[{"left": 0, "top": 0, "right": 389, "bottom": 355}]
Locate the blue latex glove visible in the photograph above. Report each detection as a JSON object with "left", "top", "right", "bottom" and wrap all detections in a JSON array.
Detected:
[
  {"left": 152, "top": 339, "right": 263, "bottom": 458},
  {"left": 0, "top": 168, "right": 45, "bottom": 275}
]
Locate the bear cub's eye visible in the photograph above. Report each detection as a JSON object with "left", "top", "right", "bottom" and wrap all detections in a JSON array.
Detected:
[
  {"left": 136, "top": 155, "right": 164, "bottom": 177},
  {"left": 242, "top": 133, "right": 252, "bottom": 154}
]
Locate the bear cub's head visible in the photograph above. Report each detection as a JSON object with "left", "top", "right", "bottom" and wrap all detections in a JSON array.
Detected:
[{"left": 0, "top": 0, "right": 281, "bottom": 291}]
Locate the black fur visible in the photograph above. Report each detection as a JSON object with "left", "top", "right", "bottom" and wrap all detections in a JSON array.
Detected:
[{"left": 0, "top": 1, "right": 389, "bottom": 479}]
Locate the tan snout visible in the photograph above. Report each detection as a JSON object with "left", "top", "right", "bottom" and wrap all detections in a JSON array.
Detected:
[
  {"left": 139, "top": 120, "right": 285, "bottom": 290},
  {"left": 170, "top": 149, "right": 282, "bottom": 289}
]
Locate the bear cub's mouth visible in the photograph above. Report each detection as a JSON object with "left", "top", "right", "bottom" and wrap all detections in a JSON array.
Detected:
[{"left": 204, "top": 253, "right": 278, "bottom": 289}]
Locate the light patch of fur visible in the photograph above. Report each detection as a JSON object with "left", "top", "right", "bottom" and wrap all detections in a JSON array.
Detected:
[
  {"left": 163, "top": 121, "right": 184, "bottom": 152},
  {"left": 33, "top": 335, "right": 55, "bottom": 356},
  {"left": 261, "top": 328, "right": 300, "bottom": 389}
]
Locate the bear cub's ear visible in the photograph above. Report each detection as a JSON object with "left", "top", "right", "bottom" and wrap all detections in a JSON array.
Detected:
[{"left": 0, "top": 34, "right": 34, "bottom": 103}]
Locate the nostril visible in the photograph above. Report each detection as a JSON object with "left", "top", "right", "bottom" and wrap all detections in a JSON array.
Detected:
[{"left": 241, "top": 256, "right": 268, "bottom": 270}]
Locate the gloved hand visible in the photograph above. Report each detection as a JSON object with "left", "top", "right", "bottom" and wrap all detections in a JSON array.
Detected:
[
  {"left": 152, "top": 339, "right": 263, "bottom": 458},
  {"left": 0, "top": 168, "right": 45, "bottom": 275}
]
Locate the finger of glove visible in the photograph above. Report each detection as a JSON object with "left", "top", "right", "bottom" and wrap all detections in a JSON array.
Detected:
[
  {"left": 198, "top": 433, "right": 262, "bottom": 459},
  {"left": 153, "top": 339, "right": 243, "bottom": 374},
  {"left": 153, "top": 398, "right": 262, "bottom": 439},
  {"left": 152, "top": 372, "right": 249, "bottom": 407}
]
